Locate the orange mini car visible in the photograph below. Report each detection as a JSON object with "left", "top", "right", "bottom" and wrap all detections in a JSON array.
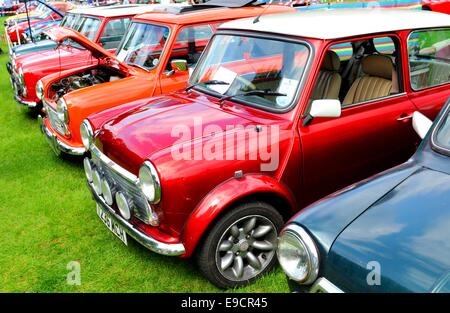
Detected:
[{"left": 38, "top": 1, "right": 294, "bottom": 156}]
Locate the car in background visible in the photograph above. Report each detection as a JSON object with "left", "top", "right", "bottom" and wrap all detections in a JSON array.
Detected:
[
  {"left": 422, "top": 0, "right": 450, "bottom": 14},
  {"left": 277, "top": 98, "right": 450, "bottom": 293},
  {"left": 38, "top": 1, "right": 294, "bottom": 156},
  {"left": 79, "top": 9, "right": 449, "bottom": 288},
  {"left": 6, "top": 1, "right": 75, "bottom": 44},
  {"left": 10, "top": 4, "right": 155, "bottom": 109}
]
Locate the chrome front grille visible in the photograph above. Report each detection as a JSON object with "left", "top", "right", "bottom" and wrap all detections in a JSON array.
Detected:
[
  {"left": 44, "top": 101, "right": 68, "bottom": 136},
  {"left": 90, "top": 146, "right": 153, "bottom": 225}
]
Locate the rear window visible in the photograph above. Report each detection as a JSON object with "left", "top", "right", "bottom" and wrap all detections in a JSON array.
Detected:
[
  {"left": 99, "top": 18, "right": 131, "bottom": 50},
  {"left": 374, "top": 37, "right": 395, "bottom": 55},
  {"left": 408, "top": 28, "right": 450, "bottom": 90},
  {"left": 78, "top": 17, "right": 102, "bottom": 41},
  {"left": 330, "top": 42, "right": 353, "bottom": 61}
]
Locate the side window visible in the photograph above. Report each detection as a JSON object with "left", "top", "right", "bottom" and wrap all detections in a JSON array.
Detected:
[
  {"left": 330, "top": 42, "right": 353, "bottom": 62},
  {"left": 374, "top": 37, "right": 396, "bottom": 55},
  {"left": 99, "top": 18, "right": 131, "bottom": 50},
  {"left": 309, "top": 36, "right": 401, "bottom": 108},
  {"left": 408, "top": 28, "right": 450, "bottom": 90},
  {"left": 168, "top": 24, "right": 214, "bottom": 68}
]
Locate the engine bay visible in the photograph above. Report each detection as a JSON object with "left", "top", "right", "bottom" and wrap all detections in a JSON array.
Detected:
[{"left": 50, "top": 67, "right": 125, "bottom": 101}]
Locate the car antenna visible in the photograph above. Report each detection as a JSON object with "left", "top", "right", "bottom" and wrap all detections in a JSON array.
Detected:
[{"left": 253, "top": 0, "right": 273, "bottom": 24}]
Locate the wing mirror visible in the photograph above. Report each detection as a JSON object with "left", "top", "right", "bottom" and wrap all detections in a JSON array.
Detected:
[
  {"left": 412, "top": 111, "right": 433, "bottom": 139},
  {"left": 166, "top": 59, "right": 188, "bottom": 77},
  {"left": 303, "top": 100, "right": 342, "bottom": 126}
]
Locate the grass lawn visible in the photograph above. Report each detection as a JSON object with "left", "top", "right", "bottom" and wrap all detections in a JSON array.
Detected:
[{"left": 0, "top": 18, "right": 289, "bottom": 293}]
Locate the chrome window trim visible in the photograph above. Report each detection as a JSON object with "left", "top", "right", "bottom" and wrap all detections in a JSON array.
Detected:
[
  {"left": 342, "top": 92, "right": 408, "bottom": 110},
  {"left": 310, "top": 277, "right": 344, "bottom": 293}
]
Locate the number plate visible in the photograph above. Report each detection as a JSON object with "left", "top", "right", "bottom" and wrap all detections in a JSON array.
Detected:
[{"left": 96, "top": 205, "right": 128, "bottom": 246}]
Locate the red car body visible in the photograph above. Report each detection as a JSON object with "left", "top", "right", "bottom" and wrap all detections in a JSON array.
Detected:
[
  {"left": 6, "top": 2, "right": 75, "bottom": 44},
  {"left": 11, "top": 5, "right": 154, "bottom": 108},
  {"left": 422, "top": 0, "right": 450, "bottom": 13},
  {"left": 83, "top": 9, "right": 450, "bottom": 287}
]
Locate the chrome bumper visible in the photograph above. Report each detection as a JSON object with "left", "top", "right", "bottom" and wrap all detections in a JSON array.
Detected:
[
  {"left": 38, "top": 115, "right": 86, "bottom": 156},
  {"left": 310, "top": 278, "right": 344, "bottom": 293},
  {"left": 14, "top": 94, "right": 37, "bottom": 108},
  {"left": 89, "top": 183, "right": 186, "bottom": 257}
]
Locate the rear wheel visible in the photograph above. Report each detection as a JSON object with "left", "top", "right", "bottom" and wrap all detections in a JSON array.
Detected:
[{"left": 196, "top": 201, "right": 283, "bottom": 289}]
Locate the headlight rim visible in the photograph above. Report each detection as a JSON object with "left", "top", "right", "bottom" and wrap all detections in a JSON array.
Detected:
[
  {"left": 277, "top": 223, "right": 320, "bottom": 285},
  {"left": 36, "top": 79, "right": 44, "bottom": 100},
  {"left": 56, "top": 98, "right": 69, "bottom": 124},
  {"left": 80, "top": 119, "right": 94, "bottom": 150},
  {"left": 138, "top": 161, "right": 161, "bottom": 204}
]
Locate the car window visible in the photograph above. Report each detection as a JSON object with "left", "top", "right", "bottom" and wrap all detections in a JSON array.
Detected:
[
  {"left": 374, "top": 37, "right": 395, "bottom": 55},
  {"left": 330, "top": 42, "right": 353, "bottom": 61},
  {"left": 99, "top": 18, "right": 131, "bottom": 50},
  {"left": 191, "top": 34, "right": 310, "bottom": 111},
  {"left": 170, "top": 24, "right": 214, "bottom": 67},
  {"left": 408, "top": 28, "right": 450, "bottom": 91},
  {"left": 78, "top": 17, "right": 102, "bottom": 41}
]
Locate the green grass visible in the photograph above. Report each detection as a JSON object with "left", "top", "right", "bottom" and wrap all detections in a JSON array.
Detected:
[{"left": 0, "top": 18, "right": 288, "bottom": 293}]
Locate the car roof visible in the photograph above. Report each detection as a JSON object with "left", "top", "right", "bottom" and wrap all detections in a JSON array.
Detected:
[
  {"left": 67, "top": 4, "right": 158, "bottom": 18},
  {"left": 220, "top": 9, "right": 450, "bottom": 40},
  {"left": 133, "top": 5, "right": 294, "bottom": 25}
]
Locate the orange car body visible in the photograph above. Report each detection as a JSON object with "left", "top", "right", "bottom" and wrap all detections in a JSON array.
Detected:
[{"left": 39, "top": 4, "right": 295, "bottom": 156}]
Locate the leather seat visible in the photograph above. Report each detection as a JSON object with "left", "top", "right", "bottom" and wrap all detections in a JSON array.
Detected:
[
  {"left": 310, "top": 50, "right": 342, "bottom": 100},
  {"left": 343, "top": 55, "right": 394, "bottom": 106}
]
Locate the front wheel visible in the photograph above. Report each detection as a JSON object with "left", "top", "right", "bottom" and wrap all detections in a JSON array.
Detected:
[{"left": 196, "top": 201, "right": 283, "bottom": 289}]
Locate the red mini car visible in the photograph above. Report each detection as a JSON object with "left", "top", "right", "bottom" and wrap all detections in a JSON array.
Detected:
[
  {"left": 10, "top": 4, "right": 155, "bottom": 109},
  {"left": 82, "top": 9, "right": 450, "bottom": 288}
]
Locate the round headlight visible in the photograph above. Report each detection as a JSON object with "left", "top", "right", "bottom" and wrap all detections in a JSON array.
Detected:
[
  {"left": 56, "top": 98, "right": 69, "bottom": 124},
  {"left": 138, "top": 161, "right": 161, "bottom": 204},
  {"left": 116, "top": 192, "right": 131, "bottom": 220},
  {"left": 36, "top": 80, "right": 44, "bottom": 100},
  {"left": 80, "top": 120, "right": 94, "bottom": 149},
  {"left": 92, "top": 170, "right": 102, "bottom": 196},
  {"left": 277, "top": 224, "right": 319, "bottom": 285},
  {"left": 101, "top": 179, "right": 114, "bottom": 206},
  {"left": 83, "top": 157, "right": 93, "bottom": 182},
  {"left": 18, "top": 67, "right": 24, "bottom": 84}
]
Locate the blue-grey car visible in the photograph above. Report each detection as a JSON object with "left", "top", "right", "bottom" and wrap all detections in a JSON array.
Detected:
[{"left": 277, "top": 99, "right": 450, "bottom": 293}]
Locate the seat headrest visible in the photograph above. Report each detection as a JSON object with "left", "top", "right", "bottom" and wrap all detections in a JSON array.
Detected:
[
  {"left": 362, "top": 55, "right": 393, "bottom": 80},
  {"left": 322, "top": 50, "right": 340, "bottom": 72}
]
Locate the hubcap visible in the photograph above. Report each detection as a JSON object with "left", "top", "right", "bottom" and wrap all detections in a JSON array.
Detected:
[{"left": 215, "top": 215, "right": 277, "bottom": 282}]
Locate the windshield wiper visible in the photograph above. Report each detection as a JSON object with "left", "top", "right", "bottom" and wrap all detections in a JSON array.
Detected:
[
  {"left": 219, "top": 90, "right": 287, "bottom": 104},
  {"left": 185, "top": 80, "right": 229, "bottom": 92},
  {"left": 413, "top": 54, "right": 450, "bottom": 63}
]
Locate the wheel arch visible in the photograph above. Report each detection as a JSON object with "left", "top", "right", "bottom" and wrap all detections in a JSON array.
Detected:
[{"left": 180, "top": 174, "right": 297, "bottom": 258}]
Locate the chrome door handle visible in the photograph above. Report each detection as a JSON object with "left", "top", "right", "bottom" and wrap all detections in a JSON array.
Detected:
[{"left": 397, "top": 115, "right": 413, "bottom": 121}]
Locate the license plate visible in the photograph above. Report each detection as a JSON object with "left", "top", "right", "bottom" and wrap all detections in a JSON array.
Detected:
[{"left": 96, "top": 205, "right": 128, "bottom": 245}]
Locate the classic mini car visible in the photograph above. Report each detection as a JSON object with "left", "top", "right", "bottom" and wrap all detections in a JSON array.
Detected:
[
  {"left": 278, "top": 98, "right": 450, "bottom": 293},
  {"left": 6, "top": 1, "right": 74, "bottom": 44},
  {"left": 38, "top": 1, "right": 294, "bottom": 156},
  {"left": 10, "top": 4, "right": 155, "bottom": 109},
  {"left": 80, "top": 9, "right": 449, "bottom": 288}
]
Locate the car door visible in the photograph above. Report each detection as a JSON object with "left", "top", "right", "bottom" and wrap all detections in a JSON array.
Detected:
[
  {"left": 299, "top": 36, "right": 419, "bottom": 206},
  {"left": 159, "top": 24, "right": 215, "bottom": 94},
  {"left": 406, "top": 28, "right": 450, "bottom": 120}
]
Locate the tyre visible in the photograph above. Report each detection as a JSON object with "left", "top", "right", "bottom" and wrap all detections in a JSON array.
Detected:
[{"left": 196, "top": 201, "right": 284, "bottom": 289}]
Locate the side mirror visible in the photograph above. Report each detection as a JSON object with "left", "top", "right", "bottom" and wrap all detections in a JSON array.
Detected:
[
  {"left": 171, "top": 59, "right": 188, "bottom": 72},
  {"left": 412, "top": 111, "right": 433, "bottom": 139},
  {"left": 303, "top": 100, "right": 341, "bottom": 126}
]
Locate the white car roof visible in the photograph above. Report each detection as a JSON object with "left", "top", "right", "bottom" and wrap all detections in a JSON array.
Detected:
[
  {"left": 67, "top": 4, "right": 161, "bottom": 18},
  {"left": 220, "top": 9, "right": 450, "bottom": 40}
]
